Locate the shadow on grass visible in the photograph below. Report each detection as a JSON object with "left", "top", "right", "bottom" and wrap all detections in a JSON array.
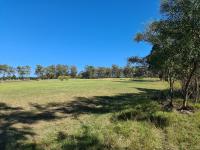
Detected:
[
  {"left": 113, "top": 107, "right": 169, "bottom": 128},
  {"left": 40, "top": 88, "right": 161, "bottom": 117},
  {"left": 0, "top": 103, "right": 63, "bottom": 149},
  {"left": 0, "top": 87, "right": 168, "bottom": 149},
  {"left": 55, "top": 125, "right": 105, "bottom": 150},
  {"left": 113, "top": 79, "right": 160, "bottom": 84},
  {"left": 0, "top": 103, "right": 33, "bottom": 150},
  {"left": 38, "top": 87, "right": 169, "bottom": 128}
]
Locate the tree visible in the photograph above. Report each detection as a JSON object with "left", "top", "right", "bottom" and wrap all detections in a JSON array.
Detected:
[
  {"left": 161, "top": 0, "right": 200, "bottom": 108},
  {"left": 83, "top": 66, "right": 96, "bottom": 79},
  {"left": 105, "top": 67, "right": 112, "bottom": 78},
  {"left": 135, "top": 22, "right": 179, "bottom": 106},
  {"left": 17, "top": 66, "right": 31, "bottom": 79},
  {"left": 111, "top": 65, "right": 122, "bottom": 78},
  {"left": 35, "top": 65, "right": 45, "bottom": 79},
  {"left": 147, "top": 45, "right": 179, "bottom": 106},
  {"left": 96, "top": 67, "right": 107, "bottom": 78},
  {"left": 135, "top": 0, "right": 200, "bottom": 108},
  {"left": 70, "top": 66, "right": 77, "bottom": 78},
  {"left": 128, "top": 56, "right": 149, "bottom": 78},
  {"left": 0, "top": 65, "right": 8, "bottom": 79},
  {"left": 123, "top": 65, "right": 134, "bottom": 78},
  {"left": 45, "top": 65, "right": 56, "bottom": 79},
  {"left": 25, "top": 66, "right": 31, "bottom": 78},
  {"left": 6, "top": 66, "right": 16, "bottom": 79},
  {"left": 55, "top": 64, "right": 68, "bottom": 78}
]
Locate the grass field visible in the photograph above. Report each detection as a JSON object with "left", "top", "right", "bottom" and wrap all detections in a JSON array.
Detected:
[{"left": 0, "top": 78, "right": 200, "bottom": 150}]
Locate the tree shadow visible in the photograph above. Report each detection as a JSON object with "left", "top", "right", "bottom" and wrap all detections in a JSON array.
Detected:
[
  {"left": 113, "top": 79, "right": 160, "bottom": 83},
  {"left": 38, "top": 87, "right": 169, "bottom": 128},
  {"left": 112, "top": 105, "right": 169, "bottom": 128},
  {"left": 55, "top": 125, "right": 105, "bottom": 150},
  {"left": 0, "top": 102, "right": 64, "bottom": 149},
  {"left": 0, "top": 87, "right": 168, "bottom": 149},
  {"left": 42, "top": 88, "right": 160, "bottom": 117},
  {"left": 0, "top": 103, "right": 33, "bottom": 150},
  {"left": 0, "top": 103, "right": 22, "bottom": 111}
]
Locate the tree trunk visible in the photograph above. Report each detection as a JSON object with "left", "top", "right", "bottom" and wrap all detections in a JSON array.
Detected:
[
  {"left": 183, "top": 92, "right": 188, "bottom": 108},
  {"left": 182, "top": 61, "right": 197, "bottom": 108},
  {"left": 195, "top": 77, "right": 199, "bottom": 103},
  {"left": 169, "top": 76, "right": 174, "bottom": 107}
]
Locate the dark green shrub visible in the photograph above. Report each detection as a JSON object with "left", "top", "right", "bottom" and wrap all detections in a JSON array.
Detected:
[{"left": 58, "top": 76, "right": 71, "bottom": 81}]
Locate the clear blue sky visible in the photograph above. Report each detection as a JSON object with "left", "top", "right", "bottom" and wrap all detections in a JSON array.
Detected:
[{"left": 0, "top": 0, "right": 160, "bottom": 72}]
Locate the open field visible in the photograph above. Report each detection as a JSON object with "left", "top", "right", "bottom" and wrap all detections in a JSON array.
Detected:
[{"left": 0, "top": 79, "right": 200, "bottom": 150}]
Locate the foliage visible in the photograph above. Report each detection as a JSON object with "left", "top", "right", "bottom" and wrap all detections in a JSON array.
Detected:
[
  {"left": 0, "top": 63, "right": 156, "bottom": 80},
  {"left": 35, "top": 65, "right": 45, "bottom": 79},
  {"left": 70, "top": 66, "right": 77, "bottom": 78},
  {"left": 58, "top": 75, "right": 71, "bottom": 81},
  {"left": 16, "top": 66, "right": 31, "bottom": 79},
  {"left": 135, "top": 0, "right": 200, "bottom": 108}
]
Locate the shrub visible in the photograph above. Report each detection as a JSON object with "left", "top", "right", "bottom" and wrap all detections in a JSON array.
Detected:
[{"left": 58, "top": 76, "right": 71, "bottom": 81}]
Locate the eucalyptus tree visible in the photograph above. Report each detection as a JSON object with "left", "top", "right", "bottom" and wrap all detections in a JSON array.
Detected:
[
  {"left": 0, "top": 65, "right": 9, "bottom": 79},
  {"left": 70, "top": 65, "right": 77, "bottom": 78},
  {"left": 6, "top": 66, "right": 16, "bottom": 79},
  {"left": 25, "top": 66, "right": 31, "bottom": 78},
  {"left": 111, "top": 65, "right": 122, "bottom": 78},
  {"left": 55, "top": 64, "right": 68, "bottom": 78},
  {"left": 17, "top": 66, "right": 31, "bottom": 79},
  {"left": 35, "top": 65, "right": 45, "bottom": 79},
  {"left": 45, "top": 65, "right": 56, "bottom": 79},
  {"left": 105, "top": 67, "right": 112, "bottom": 78},
  {"left": 84, "top": 66, "right": 96, "bottom": 79},
  {"left": 123, "top": 65, "right": 134, "bottom": 78},
  {"left": 134, "top": 0, "right": 200, "bottom": 108},
  {"left": 128, "top": 56, "right": 149, "bottom": 78},
  {"left": 159, "top": 0, "right": 200, "bottom": 108},
  {"left": 135, "top": 21, "right": 180, "bottom": 106},
  {"left": 96, "top": 67, "right": 107, "bottom": 78}
]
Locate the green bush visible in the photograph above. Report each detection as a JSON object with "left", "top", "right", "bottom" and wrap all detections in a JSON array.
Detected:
[{"left": 58, "top": 76, "right": 71, "bottom": 81}]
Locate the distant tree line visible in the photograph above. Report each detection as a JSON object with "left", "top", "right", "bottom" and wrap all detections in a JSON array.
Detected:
[
  {"left": 0, "top": 65, "right": 31, "bottom": 80},
  {"left": 0, "top": 62, "right": 156, "bottom": 80},
  {"left": 35, "top": 64, "right": 77, "bottom": 79},
  {"left": 0, "top": 64, "right": 77, "bottom": 80},
  {"left": 71, "top": 62, "right": 156, "bottom": 79}
]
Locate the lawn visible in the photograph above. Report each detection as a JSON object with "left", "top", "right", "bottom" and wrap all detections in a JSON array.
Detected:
[{"left": 0, "top": 79, "right": 200, "bottom": 150}]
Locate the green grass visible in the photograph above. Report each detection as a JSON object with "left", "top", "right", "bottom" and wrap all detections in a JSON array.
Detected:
[{"left": 0, "top": 78, "right": 200, "bottom": 150}]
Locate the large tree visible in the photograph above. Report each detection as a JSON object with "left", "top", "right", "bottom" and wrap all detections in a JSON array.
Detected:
[
  {"left": 82, "top": 66, "right": 96, "bottom": 79},
  {"left": 55, "top": 64, "right": 68, "bottom": 78},
  {"left": 17, "top": 66, "right": 31, "bottom": 79},
  {"left": 111, "top": 65, "right": 122, "bottom": 78},
  {"left": 128, "top": 56, "right": 149, "bottom": 77},
  {"left": 35, "top": 65, "right": 45, "bottom": 79},
  {"left": 0, "top": 65, "right": 9, "bottom": 79},
  {"left": 70, "top": 65, "right": 77, "bottom": 78},
  {"left": 135, "top": 0, "right": 200, "bottom": 108},
  {"left": 6, "top": 66, "right": 16, "bottom": 78},
  {"left": 123, "top": 65, "right": 134, "bottom": 78}
]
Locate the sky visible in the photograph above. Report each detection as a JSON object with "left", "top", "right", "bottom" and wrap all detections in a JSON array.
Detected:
[{"left": 0, "top": 0, "right": 160, "bottom": 72}]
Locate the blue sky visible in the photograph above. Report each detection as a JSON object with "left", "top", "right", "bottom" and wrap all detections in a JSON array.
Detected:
[{"left": 0, "top": 0, "right": 160, "bottom": 72}]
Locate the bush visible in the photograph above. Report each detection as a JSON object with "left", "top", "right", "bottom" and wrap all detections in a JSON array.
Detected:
[{"left": 58, "top": 76, "right": 71, "bottom": 81}]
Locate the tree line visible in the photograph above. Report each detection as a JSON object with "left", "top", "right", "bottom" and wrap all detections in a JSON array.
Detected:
[
  {"left": 35, "top": 65, "right": 78, "bottom": 79},
  {"left": 135, "top": 0, "right": 200, "bottom": 109},
  {"left": 0, "top": 64, "right": 77, "bottom": 80},
  {"left": 79, "top": 62, "right": 154, "bottom": 79},
  {"left": 0, "top": 62, "right": 155, "bottom": 80},
  {"left": 0, "top": 65, "right": 31, "bottom": 79}
]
